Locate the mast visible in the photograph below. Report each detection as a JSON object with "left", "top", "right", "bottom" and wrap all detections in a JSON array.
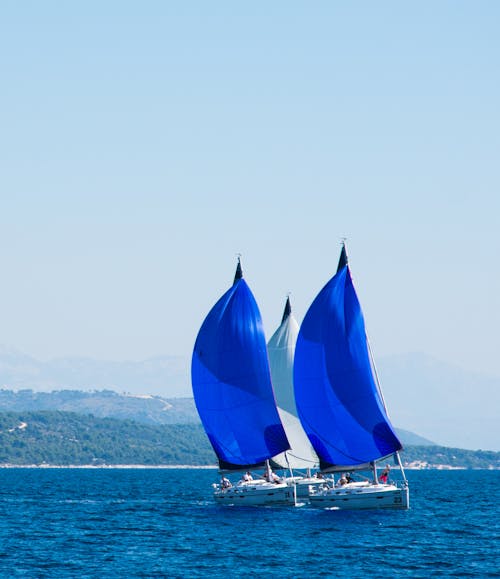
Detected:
[
  {"left": 337, "top": 240, "right": 348, "bottom": 272},
  {"left": 281, "top": 295, "right": 292, "bottom": 324},
  {"left": 280, "top": 295, "right": 292, "bottom": 474},
  {"left": 233, "top": 255, "right": 243, "bottom": 284},
  {"left": 342, "top": 240, "right": 406, "bottom": 482},
  {"left": 268, "top": 295, "right": 319, "bottom": 472}
]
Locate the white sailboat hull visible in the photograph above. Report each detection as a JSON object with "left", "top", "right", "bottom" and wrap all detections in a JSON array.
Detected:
[
  {"left": 282, "top": 476, "right": 325, "bottom": 498},
  {"left": 309, "top": 482, "right": 409, "bottom": 510},
  {"left": 214, "top": 479, "right": 295, "bottom": 506}
]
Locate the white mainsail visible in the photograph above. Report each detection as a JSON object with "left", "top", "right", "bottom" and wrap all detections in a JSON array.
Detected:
[{"left": 268, "top": 298, "right": 318, "bottom": 471}]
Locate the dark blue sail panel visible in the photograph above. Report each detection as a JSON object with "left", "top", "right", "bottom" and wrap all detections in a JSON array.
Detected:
[
  {"left": 294, "top": 265, "right": 402, "bottom": 469},
  {"left": 192, "top": 279, "right": 290, "bottom": 468}
]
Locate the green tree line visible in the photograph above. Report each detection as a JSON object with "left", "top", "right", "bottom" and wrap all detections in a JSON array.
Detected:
[
  {"left": 0, "top": 411, "right": 215, "bottom": 465},
  {"left": 0, "top": 411, "right": 498, "bottom": 468}
]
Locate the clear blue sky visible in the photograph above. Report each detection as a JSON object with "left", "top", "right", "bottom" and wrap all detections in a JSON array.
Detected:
[{"left": 0, "top": 1, "right": 499, "bottom": 379}]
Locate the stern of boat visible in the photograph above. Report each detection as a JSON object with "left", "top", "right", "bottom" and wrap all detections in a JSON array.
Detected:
[
  {"left": 213, "top": 479, "right": 296, "bottom": 506},
  {"left": 309, "top": 480, "right": 410, "bottom": 510}
]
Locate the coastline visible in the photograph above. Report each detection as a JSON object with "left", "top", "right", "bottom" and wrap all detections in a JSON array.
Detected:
[
  {"left": 0, "top": 464, "right": 497, "bottom": 470},
  {"left": 0, "top": 464, "right": 219, "bottom": 469}
]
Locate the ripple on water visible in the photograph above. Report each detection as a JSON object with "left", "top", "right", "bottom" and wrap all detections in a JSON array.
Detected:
[{"left": 0, "top": 469, "right": 498, "bottom": 577}]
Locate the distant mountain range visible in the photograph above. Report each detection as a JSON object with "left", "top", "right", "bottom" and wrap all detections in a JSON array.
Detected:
[
  {"left": 377, "top": 353, "right": 500, "bottom": 451},
  {"left": 0, "top": 345, "right": 190, "bottom": 396},
  {"left": 0, "top": 346, "right": 498, "bottom": 451}
]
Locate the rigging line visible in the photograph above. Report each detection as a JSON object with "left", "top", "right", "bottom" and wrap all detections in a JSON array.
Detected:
[
  {"left": 365, "top": 332, "right": 389, "bottom": 414},
  {"left": 366, "top": 333, "right": 408, "bottom": 482},
  {"left": 284, "top": 453, "right": 298, "bottom": 506},
  {"left": 394, "top": 450, "right": 408, "bottom": 484},
  {"left": 285, "top": 452, "right": 318, "bottom": 464},
  {"left": 301, "top": 417, "right": 375, "bottom": 464}
]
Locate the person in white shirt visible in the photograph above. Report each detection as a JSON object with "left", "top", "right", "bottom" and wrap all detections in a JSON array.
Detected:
[
  {"left": 242, "top": 471, "right": 253, "bottom": 481},
  {"left": 220, "top": 476, "right": 232, "bottom": 489},
  {"left": 264, "top": 466, "right": 281, "bottom": 484}
]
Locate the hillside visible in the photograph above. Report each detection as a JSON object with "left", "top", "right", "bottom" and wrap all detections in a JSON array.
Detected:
[
  {"left": 0, "top": 389, "right": 435, "bottom": 447},
  {"left": 0, "top": 411, "right": 498, "bottom": 469},
  {"left": 402, "top": 445, "right": 500, "bottom": 470},
  {"left": 0, "top": 389, "right": 197, "bottom": 425},
  {"left": 0, "top": 412, "right": 213, "bottom": 466},
  {"left": 0, "top": 348, "right": 498, "bottom": 451}
]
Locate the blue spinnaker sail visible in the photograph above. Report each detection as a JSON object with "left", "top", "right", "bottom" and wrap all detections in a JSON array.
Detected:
[
  {"left": 192, "top": 273, "right": 290, "bottom": 470},
  {"left": 294, "top": 261, "right": 402, "bottom": 470}
]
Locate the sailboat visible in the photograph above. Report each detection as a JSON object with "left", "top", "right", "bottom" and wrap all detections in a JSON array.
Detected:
[
  {"left": 293, "top": 243, "right": 409, "bottom": 509},
  {"left": 267, "top": 297, "right": 324, "bottom": 498},
  {"left": 191, "top": 259, "right": 296, "bottom": 506}
]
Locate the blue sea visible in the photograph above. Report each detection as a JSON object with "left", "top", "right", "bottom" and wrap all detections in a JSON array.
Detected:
[{"left": 0, "top": 469, "right": 497, "bottom": 578}]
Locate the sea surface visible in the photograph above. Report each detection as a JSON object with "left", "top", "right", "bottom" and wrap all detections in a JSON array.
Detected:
[{"left": 0, "top": 468, "right": 498, "bottom": 578}]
